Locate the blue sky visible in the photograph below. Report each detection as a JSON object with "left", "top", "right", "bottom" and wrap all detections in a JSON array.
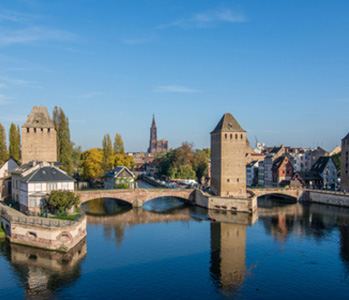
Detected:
[{"left": 0, "top": 0, "right": 348, "bottom": 152}]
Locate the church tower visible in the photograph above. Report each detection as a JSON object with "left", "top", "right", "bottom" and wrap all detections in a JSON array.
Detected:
[
  {"left": 210, "top": 113, "right": 246, "bottom": 197},
  {"left": 148, "top": 114, "right": 157, "bottom": 154},
  {"left": 21, "top": 106, "right": 57, "bottom": 164}
]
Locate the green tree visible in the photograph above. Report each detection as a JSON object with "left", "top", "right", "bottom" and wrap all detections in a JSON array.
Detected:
[
  {"left": 0, "top": 123, "right": 8, "bottom": 164},
  {"left": 81, "top": 148, "right": 103, "bottom": 180},
  {"left": 192, "top": 149, "right": 209, "bottom": 183},
  {"left": 53, "top": 107, "right": 74, "bottom": 175},
  {"left": 72, "top": 145, "right": 82, "bottom": 175},
  {"left": 102, "top": 134, "right": 113, "bottom": 172},
  {"left": 9, "top": 123, "right": 21, "bottom": 164},
  {"left": 176, "top": 165, "right": 196, "bottom": 179},
  {"left": 332, "top": 152, "right": 341, "bottom": 177},
  {"left": 113, "top": 133, "right": 125, "bottom": 154},
  {"left": 46, "top": 190, "right": 80, "bottom": 216}
]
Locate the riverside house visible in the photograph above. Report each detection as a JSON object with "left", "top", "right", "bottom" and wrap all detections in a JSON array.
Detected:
[
  {"left": 11, "top": 161, "right": 75, "bottom": 215},
  {"left": 104, "top": 166, "right": 135, "bottom": 189}
]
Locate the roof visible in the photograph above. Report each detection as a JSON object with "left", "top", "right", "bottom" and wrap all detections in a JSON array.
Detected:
[
  {"left": 343, "top": 132, "right": 349, "bottom": 140},
  {"left": 211, "top": 113, "right": 245, "bottom": 133},
  {"left": 11, "top": 161, "right": 36, "bottom": 175},
  {"left": 104, "top": 166, "right": 135, "bottom": 178},
  {"left": 22, "top": 106, "right": 55, "bottom": 129},
  {"left": 151, "top": 114, "right": 156, "bottom": 128},
  {"left": 21, "top": 166, "right": 75, "bottom": 183},
  {"left": 295, "top": 171, "right": 322, "bottom": 181},
  {"left": 311, "top": 156, "right": 333, "bottom": 173},
  {"left": 270, "top": 146, "right": 282, "bottom": 154},
  {"left": 272, "top": 156, "right": 292, "bottom": 171},
  {"left": 246, "top": 160, "right": 258, "bottom": 168}
]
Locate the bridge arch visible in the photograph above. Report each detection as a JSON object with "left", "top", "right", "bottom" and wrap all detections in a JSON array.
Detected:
[{"left": 247, "top": 188, "right": 302, "bottom": 202}]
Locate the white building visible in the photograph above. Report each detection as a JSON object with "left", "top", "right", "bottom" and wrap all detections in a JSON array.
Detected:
[
  {"left": 0, "top": 158, "right": 19, "bottom": 178},
  {"left": 11, "top": 161, "right": 75, "bottom": 215},
  {"left": 311, "top": 156, "right": 338, "bottom": 190},
  {"left": 246, "top": 161, "right": 259, "bottom": 187},
  {"left": 258, "top": 160, "right": 265, "bottom": 187},
  {"left": 104, "top": 166, "right": 135, "bottom": 189},
  {"left": 292, "top": 149, "right": 312, "bottom": 172}
]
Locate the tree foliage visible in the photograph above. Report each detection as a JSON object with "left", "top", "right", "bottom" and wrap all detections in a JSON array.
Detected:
[
  {"left": 154, "top": 142, "right": 210, "bottom": 181},
  {"left": 114, "top": 133, "right": 125, "bottom": 154},
  {"left": 53, "top": 107, "right": 74, "bottom": 175},
  {"left": 81, "top": 148, "right": 104, "bottom": 180},
  {"left": 332, "top": 152, "right": 341, "bottom": 177},
  {"left": 46, "top": 190, "right": 80, "bottom": 216},
  {"left": 0, "top": 123, "right": 8, "bottom": 165},
  {"left": 102, "top": 134, "right": 113, "bottom": 172},
  {"left": 9, "top": 123, "right": 21, "bottom": 164}
]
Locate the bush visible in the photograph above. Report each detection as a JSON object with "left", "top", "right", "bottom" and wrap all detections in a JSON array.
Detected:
[
  {"left": 114, "top": 183, "right": 129, "bottom": 189},
  {"left": 46, "top": 191, "right": 80, "bottom": 217}
]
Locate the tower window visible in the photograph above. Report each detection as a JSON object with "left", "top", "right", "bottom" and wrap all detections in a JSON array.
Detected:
[
  {"left": 241, "top": 134, "right": 243, "bottom": 139},
  {"left": 235, "top": 134, "right": 238, "bottom": 139},
  {"left": 227, "top": 179, "right": 230, "bottom": 182},
  {"left": 41, "top": 128, "right": 44, "bottom": 133},
  {"left": 48, "top": 128, "right": 50, "bottom": 133},
  {"left": 230, "top": 134, "right": 232, "bottom": 139},
  {"left": 34, "top": 128, "right": 36, "bottom": 133},
  {"left": 225, "top": 134, "right": 227, "bottom": 139},
  {"left": 27, "top": 128, "right": 29, "bottom": 133},
  {"left": 237, "top": 178, "right": 239, "bottom": 183}
]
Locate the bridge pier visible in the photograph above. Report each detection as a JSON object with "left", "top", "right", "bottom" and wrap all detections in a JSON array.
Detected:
[{"left": 133, "top": 198, "right": 143, "bottom": 208}]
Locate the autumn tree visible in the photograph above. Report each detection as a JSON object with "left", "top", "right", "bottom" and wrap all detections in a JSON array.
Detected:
[
  {"left": 0, "top": 123, "right": 8, "bottom": 165},
  {"left": 113, "top": 133, "right": 125, "bottom": 154},
  {"left": 81, "top": 148, "right": 103, "bottom": 180},
  {"left": 192, "top": 149, "right": 209, "bottom": 183},
  {"left": 53, "top": 107, "right": 75, "bottom": 175},
  {"left": 102, "top": 134, "right": 113, "bottom": 172},
  {"left": 9, "top": 123, "right": 21, "bottom": 164},
  {"left": 113, "top": 153, "right": 135, "bottom": 170}
]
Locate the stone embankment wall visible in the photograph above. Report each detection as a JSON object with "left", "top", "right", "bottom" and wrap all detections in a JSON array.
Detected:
[
  {"left": 303, "top": 190, "right": 349, "bottom": 207},
  {"left": 194, "top": 190, "right": 257, "bottom": 213},
  {"left": 0, "top": 203, "right": 86, "bottom": 252}
]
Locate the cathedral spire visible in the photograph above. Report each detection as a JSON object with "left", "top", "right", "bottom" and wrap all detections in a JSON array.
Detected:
[{"left": 151, "top": 114, "right": 156, "bottom": 128}]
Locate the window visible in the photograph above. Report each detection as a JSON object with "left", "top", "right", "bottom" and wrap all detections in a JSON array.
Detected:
[
  {"left": 34, "top": 128, "right": 36, "bottom": 133},
  {"left": 230, "top": 134, "right": 232, "bottom": 139},
  {"left": 48, "top": 183, "right": 57, "bottom": 191},
  {"left": 35, "top": 183, "right": 41, "bottom": 191},
  {"left": 62, "top": 182, "right": 69, "bottom": 190},
  {"left": 48, "top": 128, "right": 50, "bottom": 133},
  {"left": 241, "top": 134, "right": 243, "bottom": 139},
  {"left": 235, "top": 134, "right": 238, "bottom": 139},
  {"left": 29, "top": 198, "right": 36, "bottom": 207},
  {"left": 41, "top": 128, "right": 44, "bottom": 133},
  {"left": 27, "top": 128, "right": 29, "bottom": 133},
  {"left": 225, "top": 134, "right": 227, "bottom": 139}
]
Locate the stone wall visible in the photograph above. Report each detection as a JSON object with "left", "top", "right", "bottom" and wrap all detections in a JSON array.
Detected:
[
  {"left": 304, "top": 190, "right": 349, "bottom": 207},
  {"left": 0, "top": 203, "right": 86, "bottom": 252},
  {"left": 195, "top": 190, "right": 257, "bottom": 213},
  {"left": 22, "top": 127, "right": 57, "bottom": 164}
]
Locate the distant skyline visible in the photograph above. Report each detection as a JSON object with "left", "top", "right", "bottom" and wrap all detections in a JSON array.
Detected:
[{"left": 0, "top": 0, "right": 348, "bottom": 152}]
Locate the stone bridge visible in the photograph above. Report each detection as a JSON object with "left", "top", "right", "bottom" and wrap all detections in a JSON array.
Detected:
[
  {"left": 77, "top": 188, "right": 195, "bottom": 207},
  {"left": 247, "top": 188, "right": 304, "bottom": 201}
]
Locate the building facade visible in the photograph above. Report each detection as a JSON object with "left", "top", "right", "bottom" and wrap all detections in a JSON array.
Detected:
[
  {"left": 311, "top": 156, "right": 338, "bottom": 190},
  {"left": 147, "top": 115, "right": 168, "bottom": 155},
  {"left": 210, "top": 113, "right": 246, "bottom": 197},
  {"left": 22, "top": 106, "right": 57, "bottom": 164},
  {"left": 272, "top": 155, "right": 293, "bottom": 187},
  {"left": 11, "top": 162, "right": 75, "bottom": 215},
  {"left": 104, "top": 167, "right": 135, "bottom": 189},
  {"left": 246, "top": 161, "right": 258, "bottom": 187},
  {"left": 341, "top": 133, "right": 349, "bottom": 191}
]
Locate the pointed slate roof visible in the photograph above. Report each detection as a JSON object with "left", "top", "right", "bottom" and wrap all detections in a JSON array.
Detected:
[
  {"left": 22, "top": 106, "right": 55, "bottom": 128},
  {"left": 343, "top": 132, "right": 349, "bottom": 140},
  {"left": 151, "top": 114, "right": 156, "bottom": 128},
  {"left": 311, "top": 156, "right": 334, "bottom": 173},
  {"left": 21, "top": 166, "right": 74, "bottom": 183},
  {"left": 211, "top": 113, "right": 245, "bottom": 134}
]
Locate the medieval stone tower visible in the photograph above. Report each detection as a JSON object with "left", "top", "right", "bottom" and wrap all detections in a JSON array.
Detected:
[
  {"left": 210, "top": 113, "right": 246, "bottom": 197},
  {"left": 21, "top": 106, "right": 57, "bottom": 164},
  {"left": 341, "top": 133, "right": 349, "bottom": 191}
]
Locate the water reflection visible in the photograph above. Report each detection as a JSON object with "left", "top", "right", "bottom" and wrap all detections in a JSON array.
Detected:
[{"left": 0, "top": 239, "right": 86, "bottom": 299}]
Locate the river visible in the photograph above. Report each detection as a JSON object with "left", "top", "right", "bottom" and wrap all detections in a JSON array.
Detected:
[{"left": 0, "top": 182, "right": 349, "bottom": 299}]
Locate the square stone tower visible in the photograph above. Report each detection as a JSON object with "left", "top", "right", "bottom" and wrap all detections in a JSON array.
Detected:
[
  {"left": 211, "top": 113, "right": 246, "bottom": 197},
  {"left": 21, "top": 106, "right": 57, "bottom": 164},
  {"left": 341, "top": 133, "right": 349, "bottom": 191}
]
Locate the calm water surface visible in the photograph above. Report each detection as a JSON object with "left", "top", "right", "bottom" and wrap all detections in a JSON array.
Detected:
[{"left": 1, "top": 183, "right": 349, "bottom": 299}]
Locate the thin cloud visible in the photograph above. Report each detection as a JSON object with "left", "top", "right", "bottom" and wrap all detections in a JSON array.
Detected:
[
  {"left": 154, "top": 85, "right": 200, "bottom": 93},
  {"left": 0, "top": 75, "right": 42, "bottom": 88},
  {"left": 0, "top": 10, "right": 40, "bottom": 24},
  {"left": 0, "top": 27, "right": 76, "bottom": 46},
  {"left": 158, "top": 8, "right": 246, "bottom": 29}
]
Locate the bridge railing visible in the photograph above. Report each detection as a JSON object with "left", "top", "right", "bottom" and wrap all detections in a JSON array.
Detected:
[{"left": 0, "top": 203, "right": 85, "bottom": 228}]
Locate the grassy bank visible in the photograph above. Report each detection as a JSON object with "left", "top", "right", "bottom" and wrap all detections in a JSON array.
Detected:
[{"left": 0, "top": 225, "right": 5, "bottom": 239}]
